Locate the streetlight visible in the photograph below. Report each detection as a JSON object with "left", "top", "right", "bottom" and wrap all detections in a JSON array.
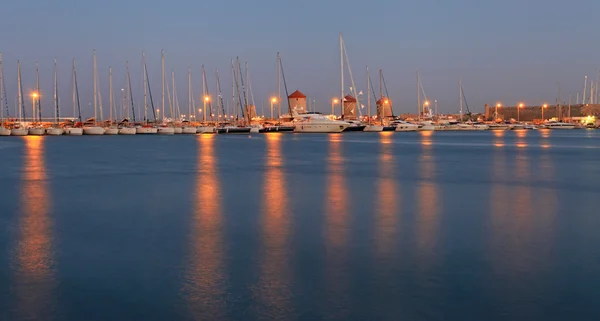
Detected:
[
  {"left": 271, "top": 97, "right": 277, "bottom": 120},
  {"left": 495, "top": 102, "right": 501, "bottom": 121},
  {"left": 424, "top": 100, "right": 429, "bottom": 117},
  {"left": 542, "top": 104, "right": 547, "bottom": 121},
  {"left": 331, "top": 98, "right": 339, "bottom": 115},
  {"left": 518, "top": 103, "right": 524, "bottom": 122},
  {"left": 156, "top": 109, "right": 160, "bottom": 122},
  {"left": 203, "top": 96, "right": 210, "bottom": 122},
  {"left": 31, "top": 93, "right": 39, "bottom": 123}
]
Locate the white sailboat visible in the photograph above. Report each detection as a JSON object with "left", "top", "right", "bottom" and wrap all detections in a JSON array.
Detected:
[
  {"left": 157, "top": 50, "right": 175, "bottom": 135},
  {"left": 47, "top": 59, "right": 65, "bottom": 135},
  {"left": 83, "top": 51, "right": 105, "bottom": 135},
  {"left": 363, "top": 66, "right": 383, "bottom": 132},
  {"left": 0, "top": 52, "right": 10, "bottom": 136},
  {"left": 65, "top": 59, "right": 83, "bottom": 135},
  {"left": 11, "top": 61, "right": 29, "bottom": 136}
]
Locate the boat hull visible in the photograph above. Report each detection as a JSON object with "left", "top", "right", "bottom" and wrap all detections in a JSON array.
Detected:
[
  {"left": 11, "top": 128, "right": 28, "bottom": 136},
  {"left": 46, "top": 128, "right": 65, "bottom": 136},
  {"left": 0, "top": 127, "right": 11, "bottom": 136},
  {"left": 250, "top": 127, "right": 260, "bottom": 134},
  {"left": 217, "top": 127, "right": 251, "bottom": 134},
  {"left": 173, "top": 127, "right": 183, "bottom": 134},
  {"left": 395, "top": 125, "right": 419, "bottom": 132},
  {"left": 259, "top": 126, "right": 295, "bottom": 133},
  {"left": 83, "top": 127, "right": 105, "bottom": 135},
  {"left": 294, "top": 123, "right": 349, "bottom": 133},
  {"left": 363, "top": 125, "right": 384, "bottom": 132},
  {"left": 136, "top": 127, "right": 158, "bottom": 134},
  {"left": 104, "top": 128, "right": 119, "bottom": 135},
  {"left": 182, "top": 127, "right": 197, "bottom": 134},
  {"left": 197, "top": 126, "right": 216, "bottom": 134},
  {"left": 65, "top": 128, "right": 83, "bottom": 135},
  {"left": 118, "top": 127, "right": 136, "bottom": 135},
  {"left": 28, "top": 128, "right": 46, "bottom": 136},
  {"left": 343, "top": 125, "right": 366, "bottom": 132},
  {"left": 157, "top": 127, "right": 175, "bottom": 135}
]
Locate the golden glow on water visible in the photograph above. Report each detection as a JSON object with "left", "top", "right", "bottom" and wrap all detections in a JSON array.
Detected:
[
  {"left": 375, "top": 133, "right": 398, "bottom": 257},
  {"left": 185, "top": 135, "right": 225, "bottom": 319},
  {"left": 515, "top": 130, "right": 528, "bottom": 148},
  {"left": 255, "top": 133, "right": 292, "bottom": 318},
  {"left": 324, "top": 134, "right": 350, "bottom": 318},
  {"left": 14, "top": 136, "right": 55, "bottom": 320},
  {"left": 416, "top": 135, "right": 439, "bottom": 265},
  {"left": 419, "top": 131, "right": 433, "bottom": 146},
  {"left": 493, "top": 130, "right": 505, "bottom": 147}
]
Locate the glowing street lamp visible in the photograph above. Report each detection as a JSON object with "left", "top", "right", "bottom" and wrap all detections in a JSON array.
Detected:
[
  {"left": 270, "top": 97, "right": 277, "bottom": 120},
  {"left": 203, "top": 96, "right": 210, "bottom": 122},
  {"left": 518, "top": 103, "right": 524, "bottom": 122},
  {"left": 542, "top": 103, "right": 548, "bottom": 120},
  {"left": 331, "top": 98, "right": 339, "bottom": 115},
  {"left": 31, "top": 92, "right": 39, "bottom": 122},
  {"left": 495, "top": 102, "right": 502, "bottom": 120}
]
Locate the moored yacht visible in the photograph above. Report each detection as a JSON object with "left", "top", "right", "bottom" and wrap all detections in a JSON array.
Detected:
[
  {"left": 363, "top": 124, "right": 384, "bottom": 132},
  {"left": 541, "top": 121, "right": 576, "bottom": 129},
  {"left": 392, "top": 120, "right": 420, "bottom": 132},
  {"left": 292, "top": 112, "right": 350, "bottom": 133},
  {"left": 11, "top": 124, "right": 28, "bottom": 136},
  {"left": 0, "top": 126, "right": 10, "bottom": 136},
  {"left": 487, "top": 122, "right": 509, "bottom": 130},
  {"left": 136, "top": 125, "right": 158, "bottom": 134},
  {"left": 46, "top": 127, "right": 64, "bottom": 135},
  {"left": 28, "top": 126, "right": 45, "bottom": 136},
  {"left": 157, "top": 126, "right": 175, "bottom": 135}
]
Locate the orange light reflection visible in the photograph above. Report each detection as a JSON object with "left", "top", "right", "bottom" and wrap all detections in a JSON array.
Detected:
[
  {"left": 375, "top": 133, "right": 398, "bottom": 257},
  {"left": 14, "top": 136, "right": 55, "bottom": 320}
]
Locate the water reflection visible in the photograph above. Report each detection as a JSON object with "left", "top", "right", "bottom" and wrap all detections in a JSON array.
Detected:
[
  {"left": 416, "top": 132, "right": 439, "bottom": 266},
  {"left": 255, "top": 134, "right": 292, "bottom": 319},
  {"left": 185, "top": 135, "right": 226, "bottom": 319},
  {"left": 13, "top": 136, "right": 56, "bottom": 320},
  {"left": 323, "top": 134, "right": 350, "bottom": 319},
  {"left": 515, "top": 129, "right": 528, "bottom": 148},
  {"left": 493, "top": 130, "right": 505, "bottom": 148},
  {"left": 375, "top": 132, "right": 398, "bottom": 257},
  {"left": 539, "top": 129, "right": 551, "bottom": 148}
]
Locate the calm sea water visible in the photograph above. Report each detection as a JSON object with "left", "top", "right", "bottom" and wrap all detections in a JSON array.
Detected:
[{"left": 1, "top": 130, "right": 599, "bottom": 321}]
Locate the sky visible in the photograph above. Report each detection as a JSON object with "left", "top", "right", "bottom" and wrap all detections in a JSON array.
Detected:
[{"left": 1, "top": 0, "right": 599, "bottom": 119}]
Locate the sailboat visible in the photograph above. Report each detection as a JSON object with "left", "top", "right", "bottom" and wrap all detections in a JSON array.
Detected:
[
  {"left": 83, "top": 51, "right": 105, "bottom": 135},
  {"left": 28, "top": 62, "right": 46, "bottom": 135},
  {"left": 103, "top": 67, "right": 119, "bottom": 135},
  {"left": 11, "top": 61, "right": 29, "bottom": 136},
  {"left": 0, "top": 52, "right": 10, "bottom": 135},
  {"left": 181, "top": 67, "right": 197, "bottom": 134},
  {"left": 157, "top": 50, "right": 175, "bottom": 135},
  {"left": 197, "top": 65, "right": 217, "bottom": 133},
  {"left": 46, "top": 59, "right": 65, "bottom": 135},
  {"left": 65, "top": 59, "right": 84, "bottom": 135},
  {"left": 136, "top": 52, "right": 159, "bottom": 134},
  {"left": 119, "top": 61, "right": 137, "bottom": 134}
]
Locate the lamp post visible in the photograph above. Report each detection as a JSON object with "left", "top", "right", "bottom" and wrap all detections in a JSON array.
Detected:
[
  {"left": 31, "top": 93, "right": 38, "bottom": 123},
  {"left": 542, "top": 104, "right": 547, "bottom": 121},
  {"left": 203, "top": 96, "right": 210, "bottom": 122},
  {"left": 156, "top": 109, "right": 160, "bottom": 122},
  {"left": 495, "top": 103, "right": 501, "bottom": 121},
  {"left": 518, "top": 103, "right": 524, "bottom": 122},
  {"left": 331, "top": 98, "right": 339, "bottom": 116},
  {"left": 424, "top": 100, "right": 429, "bottom": 117},
  {"left": 270, "top": 97, "right": 277, "bottom": 120}
]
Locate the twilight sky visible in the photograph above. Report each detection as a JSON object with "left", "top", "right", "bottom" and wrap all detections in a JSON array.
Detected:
[{"left": 1, "top": 0, "right": 599, "bottom": 119}]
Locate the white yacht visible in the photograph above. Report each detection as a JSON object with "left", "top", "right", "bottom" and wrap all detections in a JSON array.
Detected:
[
  {"left": 182, "top": 126, "right": 197, "bottom": 134},
  {"left": 173, "top": 127, "right": 183, "bottom": 134},
  {"left": 487, "top": 123, "right": 509, "bottom": 130},
  {"left": 104, "top": 126, "right": 119, "bottom": 135},
  {"left": 118, "top": 126, "right": 136, "bottom": 135},
  {"left": 65, "top": 127, "right": 83, "bottom": 135},
  {"left": 197, "top": 126, "right": 216, "bottom": 134},
  {"left": 392, "top": 120, "right": 420, "bottom": 132},
  {"left": 0, "top": 126, "right": 10, "bottom": 136},
  {"left": 292, "top": 112, "right": 350, "bottom": 133},
  {"left": 542, "top": 121, "right": 576, "bottom": 129},
  {"left": 157, "top": 126, "right": 175, "bottom": 135},
  {"left": 83, "top": 126, "right": 105, "bottom": 135},
  {"left": 419, "top": 121, "right": 436, "bottom": 131},
  {"left": 46, "top": 127, "right": 64, "bottom": 136},
  {"left": 136, "top": 125, "right": 158, "bottom": 134},
  {"left": 28, "top": 126, "right": 46, "bottom": 136},
  {"left": 11, "top": 125, "right": 28, "bottom": 136},
  {"left": 458, "top": 122, "right": 489, "bottom": 130}
]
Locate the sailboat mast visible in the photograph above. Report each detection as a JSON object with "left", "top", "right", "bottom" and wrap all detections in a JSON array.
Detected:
[
  {"left": 161, "top": 50, "right": 165, "bottom": 122},
  {"left": 73, "top": 60, "right": 82, "bottom": 122},
  {"left": 202, "top": 65, "right": 206, "bottom": 122},
  {"left": 459, "top": 79, "right": 463, "bottom": 122},
  {"left": 93, "top": 50, "right": 98, "bottom": 122},
  {"left": 35, "top": 61, "right": 41, "bottom": 122},
  {"left": 366, "top": 66, "right": 371, "bottom": 124},
  {"left": 126, "top": 61, "right": 136, "bottom": 122},
  {"left": 231, "top": 59, "right": 235, "bottom": 119},
  {"left": 0, "top": 53, "right": 8, "bottom": 120},
  {"left": 109, "top": 67, "right": 113, "bottom": 124},
  {"left": 277, "top": 52, "right": 281, "bottom": 118},
  {"left": 417, "top": 71, "right": 421, "bottom": 120},
  {"left": 583, "top": 76, "right": 588, "bottom": 105},
  {"left": 0, "top": 53, "right": 3, "bottom": 121},
  {"left": 54, "top": 58, "right": 59, "bottom": 123},
  {"left": 340, "top": 32, "right": 344, "bottom": 118},
  {"left": 72, "top": 60, "right": 76, "bottom": 120},
  {"left": 245, "top": 62, "right": 249, "bottom": 122},
  {"left": 188, "top": 67, "right": 191, "bottom": 121},
  {"left": 379, "top": 69, "right": 384, "bottom": 125},
  {"left": 172, "top": 70, "right": 176, "bottom": 121},
  {"left": 142, "top": 52, "right": 147, "bottom": 122},
  {"left": 17, "top": 60, "right": 24, "bottom": 122}
]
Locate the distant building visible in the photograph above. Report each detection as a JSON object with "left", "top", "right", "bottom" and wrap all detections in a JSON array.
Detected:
[
  {"left": 343, "top": 94, "right": 357, "bottom": 119},
  {"left": 376, "top": 97, "right": 393, "bottom": 118},
  {"left": 484, "top": 103, "right": 598, "bottom": 121},
  {"left": 288, "top": 90, "right": 307, "bottom": 114}
]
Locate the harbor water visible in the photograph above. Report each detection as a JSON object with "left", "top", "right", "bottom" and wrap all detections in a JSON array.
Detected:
[{"left": 1, "top": 130, "right": 599, "bottom": 320}]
